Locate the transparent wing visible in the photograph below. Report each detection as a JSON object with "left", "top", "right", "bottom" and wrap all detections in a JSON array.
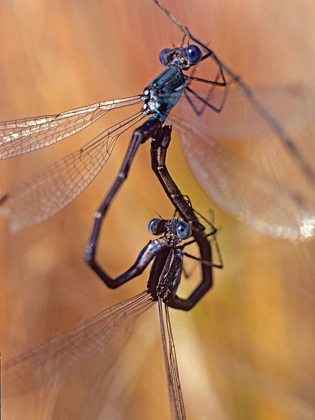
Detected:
[
  {"left": 0, "top": 112, "right": 144, "bottom": 232},
  {"left": 0, "top": 95, "right": 142, "bottom": 159},
  {"left": 3, "top": 291, "right": 154, "bottom": 396},
  {"left": 170, "top": 114, "right": 315, "bottom": 241},
  {"left": 180, "top": 84, "right": 315, "bottom": 142},
  {"left": 158, "top": 298, "right": 186, "bottom": 420},
  {"left": 180, "top": 83, "right": 315, "bottom": 187}
]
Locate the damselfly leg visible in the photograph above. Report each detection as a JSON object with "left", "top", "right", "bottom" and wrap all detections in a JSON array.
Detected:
[
  {"left": 4, "top": 212, "right": 222, "bottom": 420},
  {"left": 85, "top": 124, "right": 222, "bottom": 309},
  {"left": 2, "top": 1, "right": 312, "bottom": 241},
  {"left": 151, "top": 0, "right": 315, "bottom": 187}
]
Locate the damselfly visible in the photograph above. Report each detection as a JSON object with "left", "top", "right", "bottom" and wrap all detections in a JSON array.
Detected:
[
  {"left": 3, "top": 213, "right": 222, "bottom": 420},
  {"left": 1, "top": 0, "right": 314, "bottom": 242}
]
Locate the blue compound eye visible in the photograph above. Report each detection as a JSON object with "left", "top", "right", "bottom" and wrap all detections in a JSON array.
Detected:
[
  {"left": 148, "top": 218, "right": 165, "bottom": 235},
  {"left": 159, "top": 48, "right": 172, "bottom": 65},
  {"left": 185, "top": 45, "right": 202, "bottom": 64},
  {"left": 176, "top": 221, "right": 192, "bottom": 239}
]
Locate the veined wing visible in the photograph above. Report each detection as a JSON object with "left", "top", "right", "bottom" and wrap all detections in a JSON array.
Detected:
[
  {"left": 179, "top": 84, "right": 315, "bottom": 190},
  {"left": 170, "top": 115, "right": 315, "bottom": 241},
  {"left": 0, "top": 112, "right": 144, "bottom": 232},
  {"left": 153, "top": 0, "right": 315, "bottom": 187},
  {"left": 0, "top": 95, "right": 142, "bottom": 159},
  {"left": 180, "top": 84, "right": 315, "bottom": 141},
  {"left": 3, "top": 291, "right": 154, "bottom": 396},
  {"left": 158, "top": 298, "right": 186, "bottom": 420}
]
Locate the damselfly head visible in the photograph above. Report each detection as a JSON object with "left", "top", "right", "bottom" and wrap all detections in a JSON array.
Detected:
[
  {"left": 159, "top": 44, "right": 202, "bottom": 69},
  {"left": 148, "top": 218, "right": 192, "bottom": 241},
  {"left": 165, "top": 219, "right": 192, "bottom": 246}
]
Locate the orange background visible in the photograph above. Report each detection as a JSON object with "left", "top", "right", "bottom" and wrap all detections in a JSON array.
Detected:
[{"left": 1, "top": 0, "right": 315, "bottom": 419}]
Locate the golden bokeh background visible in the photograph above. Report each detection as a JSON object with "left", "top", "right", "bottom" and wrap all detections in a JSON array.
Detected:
[{"left": 1, "top": 0, "right": 315, "bottom": 419}]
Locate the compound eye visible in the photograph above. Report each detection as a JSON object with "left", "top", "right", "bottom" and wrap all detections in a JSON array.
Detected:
[
  {"left": 185, "top": 45, "right": 202, "bottom": 64},
  {"left": 148, "top": 218, "right": 166, "bottom": 235},
  {"left": 176, "top": 221, "right": 192, "bottom": 239},
  {"left": 159, "top": 48, "right": 172, "bottom": 65}
]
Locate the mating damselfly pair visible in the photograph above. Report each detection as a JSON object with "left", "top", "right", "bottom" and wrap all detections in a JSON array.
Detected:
[{"left": 2, "top": 0, "right": 315, "bottom": 419}]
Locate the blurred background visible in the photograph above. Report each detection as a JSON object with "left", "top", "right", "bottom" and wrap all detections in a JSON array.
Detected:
[{"left": 1, "top": 0, "right": 315, "bottom": 419}]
